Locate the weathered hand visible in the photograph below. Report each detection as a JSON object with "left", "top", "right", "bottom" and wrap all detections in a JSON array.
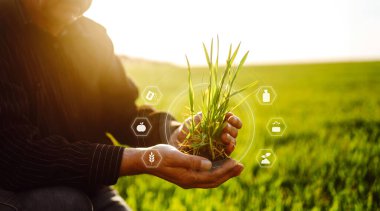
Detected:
[
  {"left": 173, "top": 112, "right": 243, "bottom": 155},
  {"left": 119, "top": 144, "right": 244, "bottom": 189}
]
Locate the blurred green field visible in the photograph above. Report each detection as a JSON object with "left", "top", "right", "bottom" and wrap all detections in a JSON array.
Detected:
[{"left": 116, "top": 58, "right": 380, "bottom": 210}]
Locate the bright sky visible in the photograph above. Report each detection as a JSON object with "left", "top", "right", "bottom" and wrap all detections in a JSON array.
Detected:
[{"left": 85, "top": 0, "right": 380, "bottom": 66}]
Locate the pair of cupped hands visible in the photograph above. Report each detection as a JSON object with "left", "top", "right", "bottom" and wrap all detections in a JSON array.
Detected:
[{"left": 119, "top": 112, "right": 244, "bottom": 189}]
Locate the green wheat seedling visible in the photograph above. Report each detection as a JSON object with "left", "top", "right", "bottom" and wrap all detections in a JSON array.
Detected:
[{"left": 179, "top": 37, "right": 257, "bottom": 161}]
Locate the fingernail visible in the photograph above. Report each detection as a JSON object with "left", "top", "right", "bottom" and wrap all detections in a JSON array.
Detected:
[
  {"left": 239, "top": 164, "right": 244, "bottom": 170},
  {"left": 201, "top": 160, "right": 212, "bottom": 170},
  {"left": 228, "top": 134, "right": 234, "bottom": 142},
  {"left": 235, "top": 164, "right": 244, "bottom": 175}
]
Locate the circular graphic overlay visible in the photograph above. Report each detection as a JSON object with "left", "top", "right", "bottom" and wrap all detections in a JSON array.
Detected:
[{"left": 164, "top": 83, "right": 256, "bottom": 162}]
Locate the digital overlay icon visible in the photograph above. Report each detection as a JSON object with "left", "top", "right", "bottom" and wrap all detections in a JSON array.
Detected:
[
  {"left": 136, "top": 122, "right": 147, "bottom": 133},
  {"left": 263, "top": 89, "right": 271, "bottom": 103},
  {"left": 142, "top": 149, "right": 162, "bottom": 168},
  {"left": 256, "top": 149, "right": 277, "bottom": 168},
  {"left": 260, "top": 153, "right": 272, "bottom": 165},
  {"left": 266, "top": 117, "right": 287, "bottom": 136},
  {"left": 142, "top": 86, "right": 162, "bottom": 105},
  {"left": 145, "top": 90, "right": 155, "bottom": 101},
  {"left": 271, "top": 121, "right": 281, "bottom": 133},
  {"left": 131, "top": 117, "right": 152, "bottom": 137},
  {"left": 149, "top": 152, "right": 155, "bottom": 164},
  {"left": 256, "top": 86, "right": 277, "bottom": 105}
]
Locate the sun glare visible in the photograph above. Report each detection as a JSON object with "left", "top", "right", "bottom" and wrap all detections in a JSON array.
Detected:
[{"left": 85, "top": 0, "right": 380, "bottom": 66}]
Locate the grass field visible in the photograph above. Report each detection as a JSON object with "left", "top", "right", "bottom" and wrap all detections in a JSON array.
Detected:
[{"left": 116, "top": 58, "right": 380, "bottom": 210}]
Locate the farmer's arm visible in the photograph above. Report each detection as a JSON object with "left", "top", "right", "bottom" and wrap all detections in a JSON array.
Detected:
[{"left": 0, "top": 42, "right": 124, "bottom": 191}]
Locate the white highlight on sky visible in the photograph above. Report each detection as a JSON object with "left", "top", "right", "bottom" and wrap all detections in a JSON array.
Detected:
[{"left": 85, "top": 0, "right": 380, "bottom": 66}]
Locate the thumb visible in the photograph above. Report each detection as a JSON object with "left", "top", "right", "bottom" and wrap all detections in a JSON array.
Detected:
[
  {"left": 186, "top": 155, "right": 212, "bottom": 171},
  {"left": 170, "top": 150, "right": 212, "bottom": 171}
]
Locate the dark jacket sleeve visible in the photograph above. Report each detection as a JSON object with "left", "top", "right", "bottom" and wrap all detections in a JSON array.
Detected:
[{"left": 0, "top": 33, "right": 125, "bottom": 192}]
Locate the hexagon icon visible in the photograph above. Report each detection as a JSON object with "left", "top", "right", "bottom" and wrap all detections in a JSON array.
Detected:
[
  {"left": 256, "top": 149, "right": 277, "bottom": 168},
  {"left": 142, "top": 86, "right": 163, "bottom": 105},
  {"left": 142, "top": 149, "right": 162, "bottom": 168},
  {"left": 131, "top": 117, "right": 152, "bottom": 137},
  {"left": 266, "top": 117, "right": 287, "bottom": 137},
  {"left": 256, "top": 86, "right": 277, "bottom": 105}
]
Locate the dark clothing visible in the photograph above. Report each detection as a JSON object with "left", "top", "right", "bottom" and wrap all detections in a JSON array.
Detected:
[
  {"left": 0, "top": 186, "right": 131, "bottom": 211},
  {"left": 0, "top": 0, "right": 178, "bottom": 192}
]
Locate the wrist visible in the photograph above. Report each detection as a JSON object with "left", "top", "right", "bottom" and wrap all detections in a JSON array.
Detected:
[{"left": 119, "top": 148, "right": 145, "bottom": 176}]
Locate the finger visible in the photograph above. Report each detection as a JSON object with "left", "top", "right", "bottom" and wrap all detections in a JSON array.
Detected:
[
  {"left": 222, "top": 123, "right": 239, "bottom": 138},
  {"left": 177, "top": 125, "right": 189, "bottom": 141},
  {"left": 225, "top": 141, "right": 236, "bottom": 155},
  {"left": 194, "top": 113, "right": 202, "bottom": 125},
  {"left": 188, "top": 159, "right": 243, "bottom": 185},
  {"left": 196, "top": 163, "right": 244, "bottom": 188},
  {"left": 178, "top": 113, "right": 203, "bottom": 141},
  {"left": 221, "top": 132, "right": 235, "bottom": 145},
  {"left": 224, "top": 112, "right": 234, "bottom": 121},
  {"left": 169, "top": 152, "right": 212, "bottom": 171},
  {"left": 227, "top": 115, "right": 243, "bottom": 129},
  {"left": 192, "top": 159, "right": 240, "bottom": 183}
]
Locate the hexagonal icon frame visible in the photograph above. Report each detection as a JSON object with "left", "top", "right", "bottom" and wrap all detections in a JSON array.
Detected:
[
  {"left": 142, "top": 149, "right": 162, "bottom": 169},
  {"left": 131, "top": 117, "right": 152, "bottom": 137},
  {"left": 256, "top": 86, "right": 277, "bottom": 105},
  {"left": 142, "top": 86, "right": 163, "bottom": 105},
  {"left": 256, "top": 149, "right": 277, "bottom": 168},
  {"left": 266, "top": 117, "right": 287, "bottom": 137}
]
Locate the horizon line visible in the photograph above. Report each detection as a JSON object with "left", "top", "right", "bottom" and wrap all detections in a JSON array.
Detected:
[{"left": 119, "top": 55, "right": 380, "bottom": 68}]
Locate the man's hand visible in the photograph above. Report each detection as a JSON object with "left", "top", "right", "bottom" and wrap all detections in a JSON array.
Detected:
[
  {"left": 119, "top": 144, "right": 244, "bottom": 189},
  {"left": 119, "top": 112, "right": 244, "bottom": 189},
  {"left": 172, "top": 112, "right": 243, "bottom": 155}
]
